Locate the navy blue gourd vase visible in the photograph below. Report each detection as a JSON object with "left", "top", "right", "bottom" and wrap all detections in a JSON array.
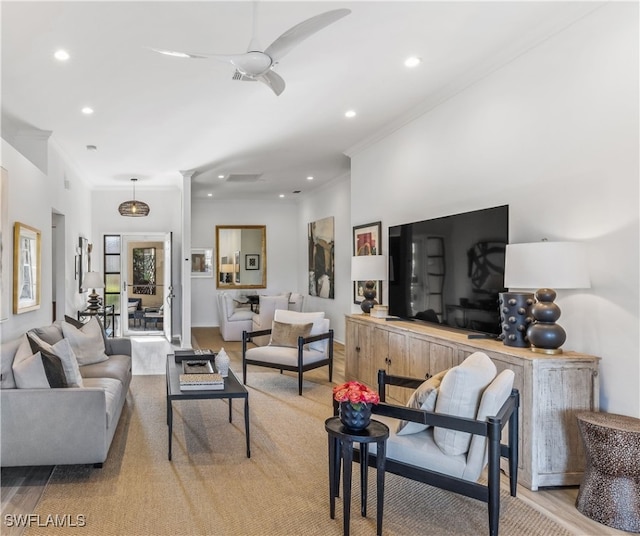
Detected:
[{"left": 339, "top": 402, "right": 372, "bottom": 431}]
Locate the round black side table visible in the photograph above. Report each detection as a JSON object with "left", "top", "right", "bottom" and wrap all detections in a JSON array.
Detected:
[{"left": 325, "top": 416, "right": 389, "bottom": 536}]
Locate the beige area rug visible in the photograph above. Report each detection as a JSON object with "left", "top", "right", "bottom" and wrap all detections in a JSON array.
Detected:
[{"left": 28, "top": 352, "right": 571, "bottom": 536}]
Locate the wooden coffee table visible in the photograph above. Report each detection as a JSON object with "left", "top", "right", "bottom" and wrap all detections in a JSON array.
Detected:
[{"left": 166, "top": 355, "right": 251, "bottom": 460}]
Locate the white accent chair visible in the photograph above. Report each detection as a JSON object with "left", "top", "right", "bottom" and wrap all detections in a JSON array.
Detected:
[
  {"left": 250, "top": 293, "right": 305, "bottom": 346},
  {"left": 349, "top": 352, "right": 519, "bottom": 536},
  {"left": 217, "top": 292, "right": 255, "bottom": 341},
  {"left": 242, "top": 309, "right": 334, "bottom": 395}
]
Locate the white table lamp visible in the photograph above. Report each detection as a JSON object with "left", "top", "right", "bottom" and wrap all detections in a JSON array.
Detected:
[
  {"left": 82, "top": 271, "right": 104, "bottom": 311},
  {"left": 351, "top": 255, "right": 386, "bottom": 314},
  {"left": 504, "top": 241, "right": 590, "bottom": 353}
]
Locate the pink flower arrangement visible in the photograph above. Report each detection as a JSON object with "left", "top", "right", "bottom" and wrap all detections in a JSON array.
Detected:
[{"left": 333, "top": 381, "right": 380, "bottom": 409}]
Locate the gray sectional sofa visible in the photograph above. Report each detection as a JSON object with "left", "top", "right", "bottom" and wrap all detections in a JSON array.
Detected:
[{"left": 0, "top": 319, "right": 132, "bottom": 467}]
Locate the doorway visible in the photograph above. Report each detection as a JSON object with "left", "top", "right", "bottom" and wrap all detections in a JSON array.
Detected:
[{"left": 108, "top": 233, "right": 173, "bottom": 339}]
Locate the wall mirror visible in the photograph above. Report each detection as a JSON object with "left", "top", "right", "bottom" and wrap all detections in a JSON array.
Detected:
[{"left": 216, "top": 225, "right": 266, "bottom": 289}]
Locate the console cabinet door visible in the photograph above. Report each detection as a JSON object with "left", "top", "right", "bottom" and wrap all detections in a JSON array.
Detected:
[{"left": 345, "top": 319, "right": 373, "bottom": 385}]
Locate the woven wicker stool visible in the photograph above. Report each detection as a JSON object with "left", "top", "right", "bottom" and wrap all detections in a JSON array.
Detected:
[{"left": 576, "top": 411, "right": 640, "bottom": 533}]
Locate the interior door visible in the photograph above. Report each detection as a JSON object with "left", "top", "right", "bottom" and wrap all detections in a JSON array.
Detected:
[{"left": 163, "top": 232, "right": 173, "bottom": 341}]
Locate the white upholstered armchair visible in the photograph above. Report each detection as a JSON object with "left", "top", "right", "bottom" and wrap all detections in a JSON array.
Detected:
[{"left": 242, "top": 309, "right": 334, "bottom": 395}]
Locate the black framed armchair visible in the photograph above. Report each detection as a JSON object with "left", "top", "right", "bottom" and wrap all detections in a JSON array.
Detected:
[
  {"left": 242, "top": 310, "right": 334, "bottom": 395},
  {"left": 349, "top": 353, "right": 519, "bottom": 536}
]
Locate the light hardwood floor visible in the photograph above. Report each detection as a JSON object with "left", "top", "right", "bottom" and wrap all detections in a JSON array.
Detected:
[{"left": 1, "top": 328, "right": 627, "bottom": 536}]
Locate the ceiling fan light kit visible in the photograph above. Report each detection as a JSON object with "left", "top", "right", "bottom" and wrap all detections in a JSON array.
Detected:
[
  {"left": 119, "top": 178, "right": 150, "bottom": 217},
  {"left": 153, "top": 8, "right": 351, "bottom": 96}
]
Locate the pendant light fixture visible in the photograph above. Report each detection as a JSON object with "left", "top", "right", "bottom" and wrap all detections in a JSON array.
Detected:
[{"left": 118, "top": 178, "right": 150, "bottom": 217}]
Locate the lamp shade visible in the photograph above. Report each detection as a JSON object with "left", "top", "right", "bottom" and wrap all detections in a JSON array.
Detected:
[
  {"left": 504, "top": 242, "right": 590, "bottom": 290},
  {"left": 220, "top": 263, "right": 237, "bottom": 273},
  {"left": 351, "top": 255, "right": 386, "bottom": 282},
  {"left": 82, "top": 271, "right": 104, "bottom": 290}
]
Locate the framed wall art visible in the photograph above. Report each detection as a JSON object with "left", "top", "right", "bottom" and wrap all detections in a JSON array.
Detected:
[
  {"left": 78, "top": 236, "right": 89, "bottom": 292},
  {"left": 353, "top": 221, "right": 382, "bottom": 305},
  {"left": 245, "top": 254, "right": 260, "bottom": 270},
  {"left": 191, "top": 248, "right": 213, "bottom": 278},
  {"left": 13, "top": 222, "right": 41, "bottom": 314},
  {"left": 308, "top": 216, "right": 335, "bottom": 299},
  {"left": 0, "top": 168, "right": 9, "bottom": 322}
]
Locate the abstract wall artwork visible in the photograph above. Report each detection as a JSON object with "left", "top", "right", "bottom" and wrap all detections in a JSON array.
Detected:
[{"left": 308, "top": 216, "right": 334, "bottom": 299}]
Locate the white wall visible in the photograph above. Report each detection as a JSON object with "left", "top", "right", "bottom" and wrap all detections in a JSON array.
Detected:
[
  {"left": 298, "top": 174, "right": 351, "bottom": 343},
  {"left": 350, "top": 4, "right": 639, "bottom": 416},
  {"left": 190, "top": 198, "right": 300, "bottom": 327},
  {"left": 1, "top": 139, "right": 92, "bottom": 341}
]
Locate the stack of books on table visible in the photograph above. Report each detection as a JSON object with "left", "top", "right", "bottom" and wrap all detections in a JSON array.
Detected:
[
  {"left": 179, "top": 360, "right": 224, "bottom": 390},
  {"left": 174, "top": 348, "right": 216, "bottom": 362}
]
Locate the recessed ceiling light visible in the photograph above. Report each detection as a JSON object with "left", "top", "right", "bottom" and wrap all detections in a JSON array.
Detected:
[
  {"left": 279, "top": 194, "right": 285, "bottom": 198},
  {"left": 307, "top": 176, "right": 314, "bottom": 181},
  {"left": 207, "top": 193, "right": 213, "bottom": 197},
  {"left": 218, "top": 174, "right": 225, "bottom": 179},
  {"left": 345, "top": 110, "right": 356, "bottom": 118},
  {"left": 54, "top": 49, "right": 70, "bottom": 61},
  {"left": 81, "top": 107, "right": 94, "bottom": 115},
  {"left": 404, "top": 56, "right": 422, "bottom": 68}
]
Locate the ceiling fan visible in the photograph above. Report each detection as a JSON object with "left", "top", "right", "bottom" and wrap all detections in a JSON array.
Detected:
[{"left": 152, "top": 7, "right": 351, "bottom": 96}]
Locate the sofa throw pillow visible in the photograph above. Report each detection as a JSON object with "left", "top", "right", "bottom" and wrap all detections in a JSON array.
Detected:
[
  {"left": 27, "top": 333, "right": 84, "bottom": 388},
  {"left": 396, "top": 368, "right": 449, "bottom": 436},
  {"left": 61, "top": 317, "right": 108, "bottom": 366},
  {"left": 12, "top": 337, "right": 50, "bottom": 389},
  {"left": 26, "top": 334, "right": 68, "bottom": 388},
  {"left": 433, "top": 352, "right": 497, "bottom": 456},
  {"left": 64, "top": 314, "right": 85, "bottom": 329},
  {"left": 269, "top": 321, "right": 313, "bottom": 348}
]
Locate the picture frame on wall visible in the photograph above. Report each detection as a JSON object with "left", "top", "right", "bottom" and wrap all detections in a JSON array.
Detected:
[
  {"left": 353, "top": 221, "right": 382, "bottom": 305},
  {"left": 245, "top": 254, "right": 260, "bottom": 270},
  {"left": 13, "top": 222, "right": 41, "bottom": 314},
  {"left": 191, "top": 248, "right": 213, "bottom": 278},
  {"left": 78, "top": 236, "right": 89, "bottom": 293}
]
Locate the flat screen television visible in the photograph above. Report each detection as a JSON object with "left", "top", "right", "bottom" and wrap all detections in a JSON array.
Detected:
[{"left": 388, "top": 205, "right": 509, "bottom": 336}]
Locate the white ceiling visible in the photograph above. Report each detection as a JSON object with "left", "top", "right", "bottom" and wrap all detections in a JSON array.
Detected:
[{"left": 1, "top": 1, "right": 600, "bottom": 200}]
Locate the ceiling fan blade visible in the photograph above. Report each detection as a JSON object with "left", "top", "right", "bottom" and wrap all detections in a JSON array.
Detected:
[
  {"left": 264, "top": 8, "right": 351, "bottom": 62},
  {"left": 149, "top": 47, "right": 211, "bottom": 59},
  {"left": 256, "top": 70, "right": 286, "bottom": 96}
]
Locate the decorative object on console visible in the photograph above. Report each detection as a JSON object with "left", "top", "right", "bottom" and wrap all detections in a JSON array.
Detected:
[
  {"left": 351, "top": 255, "right": 386, "bottom": 314},
  {"left": 498, "top": 292, "right": 534, "bottom": 347},
  {"left": 215, "top": 347, "right": 230, "bottom": 377},
  {"left": 504, "top": 240, "right": 590, "bottom": 354},
  {"left": 370, "top": 304, "right": 388, "bottom": 318},
  {"left": 118, "top": 178, "right": 150, "bottom": 217},
  {"left": 82, "top": 271, "right": 104, "bottom": 311},
  {"left": 333, "top": 380, "right": 380, "bottom": 431}
]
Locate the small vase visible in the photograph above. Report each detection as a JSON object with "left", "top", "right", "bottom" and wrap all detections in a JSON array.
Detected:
[
  {"left": 339, "top": 401, "right": 372, "bottom": 431},
  {"left": 215, "top": 347, "right": 230, "bottom": 377}
]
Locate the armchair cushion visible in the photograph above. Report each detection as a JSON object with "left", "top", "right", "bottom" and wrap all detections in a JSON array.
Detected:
[
  {"left": 273, "top": 310, "right": 326, "bottom": 352},
  {"left": 464, "top": 369, "right": 515, "bottom": 481},
  {"left": 433, "top": 351, "right": 496, "bottom": 455},
  {"left": 242, "top": 345, "right": 328, "bottom": 367},
  {"left": 269, "top": 321, "right": 313, "bottom": 348},
  {"left": 396, "top": 368, "right": 449, "bottom": 436}
]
